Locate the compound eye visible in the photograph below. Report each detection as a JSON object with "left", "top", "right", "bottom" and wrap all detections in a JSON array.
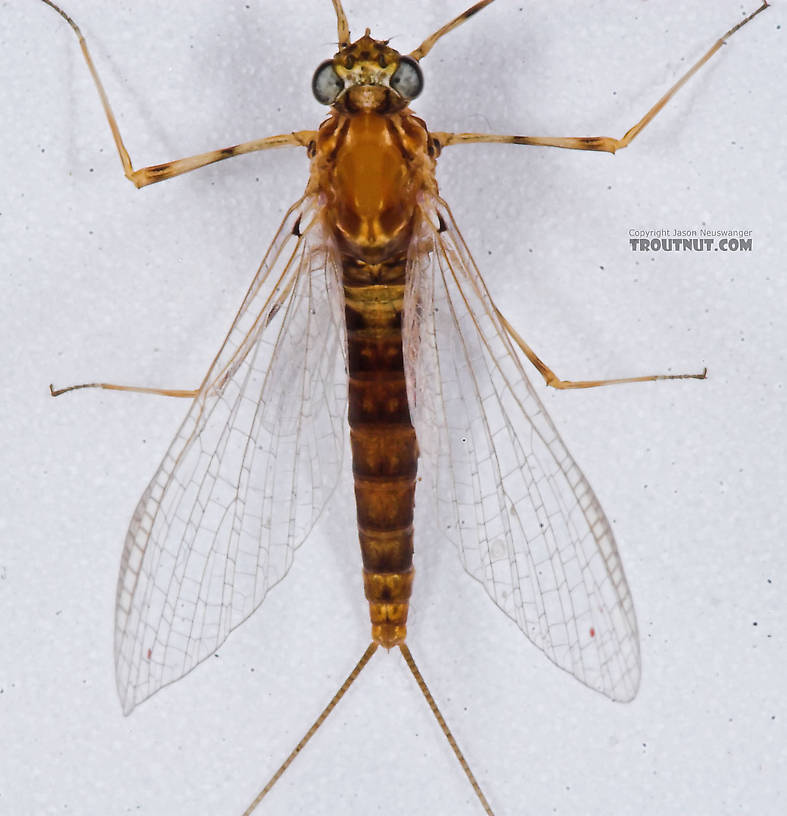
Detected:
[
  {"left": 390, "top": 56, "right": 423, "bottom": 100},
  {"left": 312, "top": 60, "right": 344, "bottom": 105}
]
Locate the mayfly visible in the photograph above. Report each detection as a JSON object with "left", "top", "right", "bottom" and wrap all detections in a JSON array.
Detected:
[{"left": 43, "top": 0, "right": 768, "bottom": 812}]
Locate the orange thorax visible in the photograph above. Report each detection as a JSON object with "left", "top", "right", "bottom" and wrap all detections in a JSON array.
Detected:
[{"left": 313, "top": 109, "right": 435, "bottom": 263}]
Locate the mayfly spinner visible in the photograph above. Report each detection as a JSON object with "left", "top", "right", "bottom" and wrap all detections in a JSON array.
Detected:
[{"left": 42, "top": 0, "right": 768, "bottom": 812}]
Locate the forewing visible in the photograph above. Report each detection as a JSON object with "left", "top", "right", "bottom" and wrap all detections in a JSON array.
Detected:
[
  {"left": 115, "top": 196, "right": 348, "bottom": 713},
  {"left": 403, "top": 196, "right": 640, "bottom": 701}
]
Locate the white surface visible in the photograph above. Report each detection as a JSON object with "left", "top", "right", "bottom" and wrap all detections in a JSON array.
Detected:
[{"left": 2, "top": 1, "right": 785, "bottom": 814}]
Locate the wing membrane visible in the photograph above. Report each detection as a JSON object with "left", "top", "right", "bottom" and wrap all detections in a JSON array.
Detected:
[
  {"left": 115, "top": 196, "right": 347, "bottom": 713},
  {"left": 404, "top": 195, "right": 640, "bottom": 701}
]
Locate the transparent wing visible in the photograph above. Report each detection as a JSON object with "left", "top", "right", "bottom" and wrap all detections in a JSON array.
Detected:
[
  {"left": 115, "top": 195, "right": 347, "bottom": 713},
  {"left": 403, "top": 195, "right": 639, "bottom": 701}
]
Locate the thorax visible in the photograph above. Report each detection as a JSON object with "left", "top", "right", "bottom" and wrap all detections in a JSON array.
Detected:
[{"left": 310, "top": 109, "right": 437, "bottom": 268}]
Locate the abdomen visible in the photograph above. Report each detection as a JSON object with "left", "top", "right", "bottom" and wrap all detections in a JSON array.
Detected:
[{"left": 344, "top": 259, "right": 416, "bottom": 648}]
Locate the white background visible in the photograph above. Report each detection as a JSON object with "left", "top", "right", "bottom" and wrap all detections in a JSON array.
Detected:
[{"left": 2, "top": 1, "right": 785, "bottom": 814}]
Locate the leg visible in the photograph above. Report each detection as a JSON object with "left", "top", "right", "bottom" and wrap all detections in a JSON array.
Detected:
[
  {"left": 432, "top": 2, "right": 768, "bottom": 155},
  {"left": 50, "top": 382, "right": 199, "bottom": 398},
  {"left": 494, "top": 307, "right": 707, "bottom": 390},
  {"left": 40, "top": 1, "right": 316, "bottom": 188},
  {"left": 331, "top": 0, "right": 351, "bottom": 48},
  {"left": 410, "top": 1, "right": 496, "bottom": 61}
]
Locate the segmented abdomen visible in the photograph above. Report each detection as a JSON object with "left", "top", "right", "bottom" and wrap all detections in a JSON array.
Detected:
[{"left": 344, "top": 260, "right": 416, "bottom": 648}]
